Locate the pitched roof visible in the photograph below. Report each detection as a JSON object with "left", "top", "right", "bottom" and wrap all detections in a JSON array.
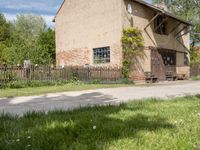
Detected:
[
  {"left": 133, "top": 0, "right": 192, "bottom": 25},
  {"left": 53, "top": 0, "right": 192, "bottom": 25},
  {"left": 53, "top": 0, "right": 66, "bottom": 22}
]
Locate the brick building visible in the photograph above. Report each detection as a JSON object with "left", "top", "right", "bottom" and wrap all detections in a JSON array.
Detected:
[{"left": 54, "top": 0, "right": 191, "bottom": 81}]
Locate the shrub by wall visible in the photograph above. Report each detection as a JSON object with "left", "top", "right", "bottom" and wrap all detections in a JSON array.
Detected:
[{"left": 121, "top": 27, "right": 144, "bottom": 79}]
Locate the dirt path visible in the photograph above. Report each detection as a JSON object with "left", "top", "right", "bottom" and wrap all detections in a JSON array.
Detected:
[{"left": 0, "top": 81, "right": 200, "bottom": 115}]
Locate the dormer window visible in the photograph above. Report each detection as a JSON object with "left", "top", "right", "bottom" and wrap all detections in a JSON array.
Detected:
[{"left": 154, "top": 15, "right": 167, "bottom": 35}]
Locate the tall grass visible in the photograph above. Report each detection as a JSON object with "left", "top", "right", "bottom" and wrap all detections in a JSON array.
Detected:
[{"left": 0, "top": 96, "right": 200, "bottom": 149}]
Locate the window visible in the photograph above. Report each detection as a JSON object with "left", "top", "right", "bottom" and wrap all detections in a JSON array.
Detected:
[
  {"left": 93, "top": 47, "right": 110, "bottom": 64},
  {"left": 154, "top": 15, "right": 167, "bottom": 35},
  {"left": 127, "top": 4, "right": 132, "bottom": 14},
  {"left": 160, "top": 51, "right": 176, "bottom": 66}
]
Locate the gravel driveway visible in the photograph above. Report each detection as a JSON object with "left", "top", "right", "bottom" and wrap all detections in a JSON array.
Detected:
[{"left": 0, "top": 81, "right": 200, "bottom": 115}]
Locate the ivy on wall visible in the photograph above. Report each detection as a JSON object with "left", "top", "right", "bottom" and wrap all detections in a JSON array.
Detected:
[{"left": 121, "top": 27, "right": 144, "bottom": 79}]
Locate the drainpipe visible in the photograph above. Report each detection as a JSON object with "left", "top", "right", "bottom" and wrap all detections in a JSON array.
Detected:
[{"left": 144, "top": 12, "right": 162, "bottom": 46}]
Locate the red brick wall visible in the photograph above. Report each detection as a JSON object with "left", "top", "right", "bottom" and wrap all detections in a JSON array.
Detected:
[
  {"left": 57, "top": 48, "right": 90, "bottom": 66},
  {"left": 56, "top": 46, "right": 146, "bottom": 81},
  {"left": 129, "top": 68, "right": 145, "bottom": 80}
]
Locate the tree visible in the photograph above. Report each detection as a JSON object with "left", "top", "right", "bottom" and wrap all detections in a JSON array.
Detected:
[
  {"left": 13, "top": 14, "right": 46, "bottom": 40},
  {"left": 152, "top": 0, "right": 173, "bottom": 11},
  {"left": 190, "top": 47, "right": 200, "bottom": 66},
  {"left": 0, "top": 14, "right": 11, "bottom": 42},
  {"left": 31, "top": 28, "right": 56, "bottom": 64},
  {"left": 0, "top": 13, "right": 12, "bottom": 63},
  {"left": 13, "top": 14, "right": 47, "bottom": 61},
  {"left": 0, "top": 13, "right": 56, "bottom": 65},
  {"left": 171, "top": 0, "right": 200, "bottom": 46},
  {"left": 7, "top": 14, "right": 47, "bottom": 64},
  {"left": 152, "top": 0, "right": 172, "bottom": 5}
]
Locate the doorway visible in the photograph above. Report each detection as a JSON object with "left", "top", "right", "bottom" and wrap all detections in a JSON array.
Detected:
[{"left": 151, "top": 48, "right": 177, "bottom": 81}]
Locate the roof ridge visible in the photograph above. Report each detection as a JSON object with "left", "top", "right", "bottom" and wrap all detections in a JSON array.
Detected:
[
  {"left": 53, "top": 0, "right": 192, "bottom": 25},
  {"left": 132, "top": 0, "right": 191, "bottom": 25}
]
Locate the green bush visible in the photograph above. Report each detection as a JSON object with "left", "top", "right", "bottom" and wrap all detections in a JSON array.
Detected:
[
  {"left": 88, "top": 79, "right": 135, "bottom": 85},
  {"left": 0, "top": 71, "right": 17, "bottom": 81},
  {"left": 0, "top": 80, "right": 84, "bottom": 89},
  {"left": 27, "top": 80, "right": 55, "bottom": 87},
  {"left": 121, "top": 27, "right": 144, "bottom": 79},
  {"left": 66, "top": 79, "right": 84, "bottom": 85},
  {"left": 0, "top": 78, "right": 133, "bottom": 89},
  {"left": 119, "top": 78, "right": 135, "bottom": 84},
  {"left": 6, "top": 81, "right": 27, "bottom": 88},
  {"left": 89, "top": 79, "right": 101, "bottom": 84},
  {"left": 192, "top": 75, "right": 200, "bottom": 80}
]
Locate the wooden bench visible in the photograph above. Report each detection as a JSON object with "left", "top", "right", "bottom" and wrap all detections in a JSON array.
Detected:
[
  {"left": 166, "top": 71, "right": 177, "bottom": 81},
  {"left": 144, "top": 72, "right": 158, "bottom": 83}
]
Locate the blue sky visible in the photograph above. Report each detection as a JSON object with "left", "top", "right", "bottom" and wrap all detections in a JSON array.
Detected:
[{"left": 1, "top": 0, "right": 152, "bottom": 28}]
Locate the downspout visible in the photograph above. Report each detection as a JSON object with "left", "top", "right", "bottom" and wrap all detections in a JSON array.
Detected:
[{"left": 144, "top": 12, "right": 162, "bottom": 46}]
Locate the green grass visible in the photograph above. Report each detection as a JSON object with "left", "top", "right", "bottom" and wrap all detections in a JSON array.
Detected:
[
  {"left": 0, "top": 95, "right": 200, "bottom": 150},
  {"left": 192, "top": 75, "right": 200, "bottom": 80},
  {"left": 0, "top": 83, "right": 130, "bottom": 97}
]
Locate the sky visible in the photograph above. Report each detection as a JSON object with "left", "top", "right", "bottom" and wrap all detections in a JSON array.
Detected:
[{"left": 0, "top": 0, "right": 152, "bottom": 28}]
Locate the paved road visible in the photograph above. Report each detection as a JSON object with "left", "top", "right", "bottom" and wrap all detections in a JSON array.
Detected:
[{"left": 0, "top": 81, "right": 200, "bottom": 115}]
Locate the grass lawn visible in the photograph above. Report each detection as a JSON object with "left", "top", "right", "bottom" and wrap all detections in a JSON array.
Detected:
[
  {"left": 0, "top": 84, "right": 130, "bottom": 97},
  {"left": 0, "top": 95, "right": 200, "bottom": 149},
  {"left": 192, "top": 75, "right": 200, "bottom": 80}
]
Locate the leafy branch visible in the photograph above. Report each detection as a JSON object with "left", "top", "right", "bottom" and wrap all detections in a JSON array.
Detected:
[{"left": 121, "top": 28, "right": 144, "bottom": 79}]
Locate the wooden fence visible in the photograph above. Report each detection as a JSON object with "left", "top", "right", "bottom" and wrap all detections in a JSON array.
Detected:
[
  {"left": 1, "top": 64, "right": 199, "bottom": 84},
  {"left": 0, "top": 65, "right": 121, "bottom": 84}
]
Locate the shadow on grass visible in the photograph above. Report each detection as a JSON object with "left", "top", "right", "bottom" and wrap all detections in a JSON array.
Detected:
[{"left": 0, "top": 102, "right": 175, "bottom": 150}]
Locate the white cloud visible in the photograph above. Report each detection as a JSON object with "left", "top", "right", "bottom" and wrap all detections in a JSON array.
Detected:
[
  {"left": 4, "top": 2, "right": 59, "bottom": 12},
  {"left": 4, "top": 13, "right": 16, "bottom": 21},
  {"left": 0, "top": 0, "right": 61, "bottom": 14},
  {"left": 1, "top": 0, "right": 60, "bottom": 28},
  {"left": 5, "top": 4, "right": 31, "bottom": 9},
  {"left": 41, "top": 15, "right": 55, "bottom": 28}
]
